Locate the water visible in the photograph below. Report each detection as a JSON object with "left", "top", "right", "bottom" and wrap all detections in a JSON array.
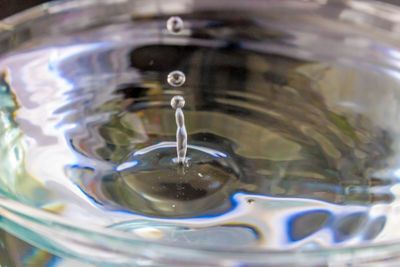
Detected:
[
  {"left": 170, "top": 95, "right": 188, "bottom": 164},
  {"left": 168, "top": 71, "right": 186, "bottom": 87},
  {"left": 166, "top": 16, "right": 184, "bottom": 34},
  {"left": 1, "top": 12, "right": 400, "bottom": 251}
]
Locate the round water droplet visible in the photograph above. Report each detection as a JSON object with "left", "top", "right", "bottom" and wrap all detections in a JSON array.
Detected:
[
  {"left": 167, "top": 70, "right": 186, "bottom": 87},
  {"left": 170, "top": 95, "right": 185, "bottom": 109},
  {"left": 166, "top": 16, "right": 184, "bottom": 34}
]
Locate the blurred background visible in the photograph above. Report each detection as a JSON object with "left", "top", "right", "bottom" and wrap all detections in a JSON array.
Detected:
[{"left": 0, "top": 0, "right": 48, "bottom": 19}]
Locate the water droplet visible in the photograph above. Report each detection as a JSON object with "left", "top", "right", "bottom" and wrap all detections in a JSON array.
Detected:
[
  {"left": 166, "top": 16, "right": 183, "bottom": 34},
  {"left": 170, "top": 95, "right": 185, "bottom": 109},
  {"left": 167, "top": 70, "right": 186, "bottom": 87}
]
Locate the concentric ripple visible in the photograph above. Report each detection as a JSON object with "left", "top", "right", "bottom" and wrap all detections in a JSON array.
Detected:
[{"left": 0, "top": 15, "right": 400, "bottom": 250}]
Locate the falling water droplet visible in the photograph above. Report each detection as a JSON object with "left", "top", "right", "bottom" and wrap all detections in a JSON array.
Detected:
[
  {"left": 170, "top": 95, "right": 185, "bottom": 109},
  {"left": 166, "top": 16, "right": 184, "bottom": 34},
  {"left": 168, "top": 70, "right": 186, "bottom": 87}
]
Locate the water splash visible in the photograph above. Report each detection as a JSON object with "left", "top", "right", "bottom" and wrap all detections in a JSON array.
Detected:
[{"left": 171, "top": 96, "right": 187, "bottom": 164}]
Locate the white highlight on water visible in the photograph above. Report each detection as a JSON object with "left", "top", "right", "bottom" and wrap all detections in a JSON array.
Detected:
[
  {"left": 129, "top": 141, "right": 226, "bottom": 158},
  {"left": 171, "top": 96, "right": 187, "bottom": 164}
]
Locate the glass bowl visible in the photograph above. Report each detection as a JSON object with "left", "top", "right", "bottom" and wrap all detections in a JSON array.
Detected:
[{"left": 1, "top": 0, "right": 400, "bottom": 266}]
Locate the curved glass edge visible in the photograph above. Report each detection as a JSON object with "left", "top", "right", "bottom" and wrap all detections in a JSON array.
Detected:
[
  {"left": 0, "top": 0, "right": 400, "bottom": 265},
  {"left": 2, "top": 196, "right": 400, "bottom": 265}
]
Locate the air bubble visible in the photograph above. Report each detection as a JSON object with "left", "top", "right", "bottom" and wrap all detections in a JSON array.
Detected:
[
  {"left": 167, "top": 70, "right": 186, "bottom": 87},
  {"left": 166, "top": 16, "right": 184, "bottom": 34}
]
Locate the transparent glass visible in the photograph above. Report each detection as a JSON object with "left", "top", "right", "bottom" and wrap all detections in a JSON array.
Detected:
[{"left": 1, "top": 0, "right": 400, "bottom": 266}]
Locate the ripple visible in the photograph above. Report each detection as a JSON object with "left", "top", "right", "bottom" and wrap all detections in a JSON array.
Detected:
[{"left": 0, "top": 18, "right": 399, "bottom": 250}]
